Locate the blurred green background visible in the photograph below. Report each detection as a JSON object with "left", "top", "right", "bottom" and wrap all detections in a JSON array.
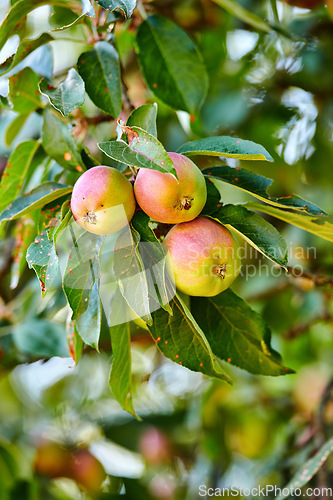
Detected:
[{"left": 0, "top": 0, "right": 332, "bottom": 499}]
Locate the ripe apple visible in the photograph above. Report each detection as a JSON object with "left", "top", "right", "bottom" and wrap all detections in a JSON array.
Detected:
[
  {"left": 164, "top": 217, "right": 241, "bottom": 297},
  {"left": 71, "top": 166, "right": 136, "bottom": 235},
  {"left": 134, "top": 152, "right": 207, "bottom": 224}
]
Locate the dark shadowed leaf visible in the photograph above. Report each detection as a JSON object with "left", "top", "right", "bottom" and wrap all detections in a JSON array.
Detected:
[
  {"left": 27, "top": 231, "right": 59, "bottom": 297},
  {"left": 136, "top": 15, "right": 208, "bottom": 113},
  {"left": 95, "top": 0, "right": 136, "bottom": 19},
  {"left": 246, "top": 201, "right": 333, "bottom": 243},
  {"left": 0, "top": 140, "right": 39, "bottom": 215},
  {"left": 98, "top": 140, "right": 176, "bottom": 176},
  {"left": 178, "top": 136, "right": 273, "bottom": 161},
  {"left": 126, "top": 103, "right": 158, "bottom": 137},
  {"left": 75, "top": 280, "right": 101, "bottom": 349},
  {"left": 9, "top": 67, "right": 42, "bottom": 114},
  {"left": 191, "top": 290, "right": 294, "bottom": 376},
  {"left": 39, "top": 69, "right": 85, "bottom": 116},
  {"left": 0, "top": 183, "right": 72, "bottom": 226},
  {"left": 77, "top": 41, "right": 122, "bottom": 117},
  {"left": 109, "top": 287, "right": 138, "bottom": 417},
  {"left": 210, "top": 205, "right": 288, "bottom": 267},
  {"left": 203, "top": 166, "right": 325, "bottom": 216},
  {"left": 148, "top": 291, "right": 232, "bottom": 382},
  {"left": 201, "top": 178, "right": 222, "bottom": 216},
  {"left": 42, "top": 107, "right": 85, "bottom": 171}
]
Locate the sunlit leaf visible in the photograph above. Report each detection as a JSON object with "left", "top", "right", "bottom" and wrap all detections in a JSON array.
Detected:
[{"left": 178, "top": 136, "right": 273, "bottom": 161}]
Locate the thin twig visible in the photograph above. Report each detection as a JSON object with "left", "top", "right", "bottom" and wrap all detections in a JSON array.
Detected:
[{"left": 287, "top": 266, "right": 333, "bottom": 288}]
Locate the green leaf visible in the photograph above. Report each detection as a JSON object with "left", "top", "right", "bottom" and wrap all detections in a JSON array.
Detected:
[
  {"left": 276, "top": 438, "right": 333, "bottom": 500},
  {"left": 126, "top": 103, "right": 158, "bottom": 137},
  {"left": 39, "top": 69, "right": 85, "bottom": 117},
  {"left": 10, "top": 216, "right": 36, "bottom": 289},
  {"left": 0, "top": 140, "right": 39, "bottom": 215},
  {"left": 77, "top": 41, "right": 122, "bottom": 117},
  {"left": 75, "top": 280, "right": 101, "bottom": 349},
  {"left": 13, "top": 319, "right": 68, "bottom": 358},
  {"left": 211, "top": 205, "right": 288, "bottom": 268},
  {"left": 98, "top": 140, "right": 177, "bottom": 176},
  {"left": 66, "top": 317, "right": 84, "bottom": 364},
  {"left": 26, "top": 231, "right": 59, "bottom": 297},
  {"left": 95, "top": 0, "right": 136, "bottom": 19},
  {"left": 246, "top": 202, "right": 333, "bottom": 243},
  {"left": 42, "top": 107, "right": 85, "bottom": 171},
  {"left": 51, "top": 0, "right": 95, "bottom": 31},
  {"left": 119, "top": 124, "right": 176, "bottom": 175},
  {"left": 148, "top": 291, "right": 232, "bottom": 382},
  {"left": 5, "top": 113, "right": 31, "bottom": 146},
  {"left": 203, "top": 165, "right": 325, "bottom": 216},
  {"left": 201, "top": 178, "right": 222, "bottom": 216},
  {"left": 0, "top": 95, "right": 11, "bottom": 109},
  {"left": 191, "top": 289, "right": 294, "bottom": 376},
  {"left": 0, "top": 182, "right": 72, "bottom": 226},
  {"left": 0, "top": 33, "right": 54, "bottom": 76},
  {"left": 109, "top": 287, "right": 138, "bottom": 418},
  {"left": 178, "top": 136, "right": 273, "bottom": 162},
  {"left": 136, "top": 15, "right": 208, "bottom": 113},
  {"left": 63, "top": 231, "right": 105, "bottom": 320},
  {"left": 9, "top": 67, "right": 42, "bottom": 114},
  {"left": 0, "top": 0, "right": 58, "bottom": 52},
  {"left": 50, "top": 204, "right": 73, "bottom": 252},
  {"left": 131, "top": 210, "right": 173, "bottom": 315},
  {"left": 212, "top": 0, "right": 272, "bottom": 33},
  {"left": 113, "top": 227, "right": 152, "bottom": 325}
]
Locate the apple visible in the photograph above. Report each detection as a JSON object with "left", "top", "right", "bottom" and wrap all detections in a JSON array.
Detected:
[
  {"left": 139, "top": 428, "right": 171, "bottom": 464},
  {"left": 34, "top": 442, "right": 71, "bottom": 478},
  {"left": 69, "top": 449, "right": 106, "bottom": 494},
  {"left": 71, "top": 166, "right": 136, "bottom": 235},
  {"left": 164, "top": 217, "right": 241, "bottom": 297},
  {"left": 134, "top": 152, "right": 207, "bottom": 224}
]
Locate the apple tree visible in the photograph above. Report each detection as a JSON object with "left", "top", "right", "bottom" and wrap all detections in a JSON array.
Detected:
[{"left": 0, "top": 0, "right": 332, "bottom": 498}]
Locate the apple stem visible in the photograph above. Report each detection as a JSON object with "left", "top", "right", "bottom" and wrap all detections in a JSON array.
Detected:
[
  {"left": 215, "top": 264, "right": 227, "bottom": 279},
  {"left": 84, "top": 211, "right": 97, "bottom": 225},
  {"left": 180, "top": 196, "right": 194, "bottom": 210}
]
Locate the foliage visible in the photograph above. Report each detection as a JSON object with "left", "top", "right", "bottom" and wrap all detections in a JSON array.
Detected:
[{"left": 0, "top": 0, "right": 332, "bottom": 498}]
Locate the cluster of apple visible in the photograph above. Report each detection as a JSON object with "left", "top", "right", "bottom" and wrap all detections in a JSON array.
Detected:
[{"left": 71, "top": 152, "right": 241, "bottom": 297}]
